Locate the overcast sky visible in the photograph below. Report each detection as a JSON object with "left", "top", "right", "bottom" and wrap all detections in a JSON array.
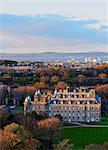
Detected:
[{"left": 0, "top": 0, "right": 108, "bottom": 53}]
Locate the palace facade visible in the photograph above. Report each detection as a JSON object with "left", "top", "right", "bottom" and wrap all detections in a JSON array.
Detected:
[{"left": 24, "top": 87, "right": 101, "bottom": 123}]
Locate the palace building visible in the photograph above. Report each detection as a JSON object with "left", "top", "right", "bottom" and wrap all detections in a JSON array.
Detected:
[{"left": 24, "top": 87, "right": 101, "bottom": 123}]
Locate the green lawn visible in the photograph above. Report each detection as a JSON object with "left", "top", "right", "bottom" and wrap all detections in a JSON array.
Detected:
[
  {"left": 56, "top": 128, "right": 108, "bottom": 150},
  {"left": 102, "top": 114, "right": 108, "bottom": 119}
]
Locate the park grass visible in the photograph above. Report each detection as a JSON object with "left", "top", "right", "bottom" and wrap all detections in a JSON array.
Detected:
[
  {"left": 56, "top": 127, "right": 108, "bottom": 150},
  {"left": 102, "top": 114, "right": 108, "bottom": 119}
]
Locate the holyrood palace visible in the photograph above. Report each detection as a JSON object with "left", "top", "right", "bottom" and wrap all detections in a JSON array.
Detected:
[{"left": 24, "top": 87, "right": 101, "bottom": 123}]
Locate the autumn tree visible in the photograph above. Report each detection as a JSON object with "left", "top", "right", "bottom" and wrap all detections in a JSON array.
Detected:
[
  {"left": 34, "top": 82, "right": 45, "bottom": 89},
  {"left": 36, "top": 68, "right": 45, "bottom": 76},
  {"left": 56, "top": 81, "right": 66, "bottom": 89},
  {"left": 76, "top": 74, "right": 86, "bottom": 85},
  {"left": 4, "top": 122, "right": 30, "bottom": 142},
  {"left": 98, "top": 73, "right": 107, "bottom": 79},
  {"left": 59, "top": 66, "right": 68, "bottom": 80},
  {"left": 50, "top": 75, "right": 59, "bottom": 83},
  {"left": 96, "top": 63, "right": 108, "bottom": 71},
  {"left": 40, "top": 76, "right": 50, "bottom": 83},
  {"left": 48, "top": 67, "right": 55, "bottom": 76},
  {"left": 95, "top": 84, "right": 108, "bottom": 99},
  {"left": 0, "top": 125, "right": 40, "bottom": 150},
  {"left": 23, "top": 116, "right": 61, "bottom": 150},
  {"left": 0, "top": 129, "right": 21, "bottom": 149},
  {"left": 17, "top": 116, "right": 61, "bottom": 149}
]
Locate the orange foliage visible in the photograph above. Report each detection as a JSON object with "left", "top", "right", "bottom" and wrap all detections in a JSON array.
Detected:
[
  {"left": 4, "top": 122, "right": 19, "bottom": 133},
  {"left": 95, "top": 84, "right": 108, "bottom": 99},
  {"left": 56, "top": 81, "right": 66, "bottom": 89},
  {"left": 34, "top": 82, "right": 45, "bottom": 89},
  {"left": 4, "top": 130, "right": 20, "bottom": 147},
  {"left": 96, "top": 63, "right": 108, "bottom": 70},
  {"left": 0, "top": 130, "right": 5, "bottom": 142},
  {"left": 98, "top": 73, "right": 107, "bottom": 79},
  {"left": 14, "top": 86, "right": 36, "bottom": 96},
  {"left": 37, "top": 117, "right": 60, "bottom": 129},
  {"left": 0, "top": 130, "right": 20, "bottom": 147},
  {"left": 50, "top": 75, "right": 59, "bottom": 83},
  {"left": 40, "top": 76, "right": 50, "bottom": 83},
  {"left": 36, "top": 68, "right": 45, "bottom": 76}
]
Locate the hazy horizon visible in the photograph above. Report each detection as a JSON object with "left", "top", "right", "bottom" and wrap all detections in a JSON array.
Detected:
[{"left": 0, "top": 51, "right": 107, "bottom": 54}]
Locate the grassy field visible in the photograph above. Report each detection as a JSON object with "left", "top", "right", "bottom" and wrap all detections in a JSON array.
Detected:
[
  {"left": 102, "top": 114, "right": 108, "bottom": 118},
  {"left": 56, "top": 127, "right": 108, "bottom": 150}
]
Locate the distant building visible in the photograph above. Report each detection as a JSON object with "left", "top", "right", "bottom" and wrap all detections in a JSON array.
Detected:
[{"left": 24, "top": 87, "right": 101, "bottom": 122}]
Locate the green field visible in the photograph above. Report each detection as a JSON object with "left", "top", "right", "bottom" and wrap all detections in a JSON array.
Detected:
[
  {"left": 102, "top": 114, "right": 108, "bottom": 119},
  {"left": 56, "top": 127, "right": 108, "bottom": 150}
]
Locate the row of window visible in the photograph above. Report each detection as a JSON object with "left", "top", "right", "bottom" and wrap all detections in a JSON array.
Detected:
[
  {"left": 56, "top": 94, "right": 92, "bottom": 98},
  {"left": 62, "top": 117, "right": 99, "bottom": 122},
  {"left": 49, "top": 106, "right": 100, "bottom": 111},
  {"left": 49, "top": 111, "right": 100, "bottom": 118}
]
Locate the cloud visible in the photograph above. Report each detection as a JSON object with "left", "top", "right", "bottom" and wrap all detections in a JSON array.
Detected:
[
  {"left": 86, "top": 21, "right": 108, "bottom": 30},
  {"left": 0, "top": 0, "right": 107, "bottom": 20},
  {"left": 0, "top": 14, "right": 107, "bottom": 53}
]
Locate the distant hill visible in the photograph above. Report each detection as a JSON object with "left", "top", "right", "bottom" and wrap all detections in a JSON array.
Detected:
[{"left": 0, "top": 52, "right": 108, "bottom": 62}]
